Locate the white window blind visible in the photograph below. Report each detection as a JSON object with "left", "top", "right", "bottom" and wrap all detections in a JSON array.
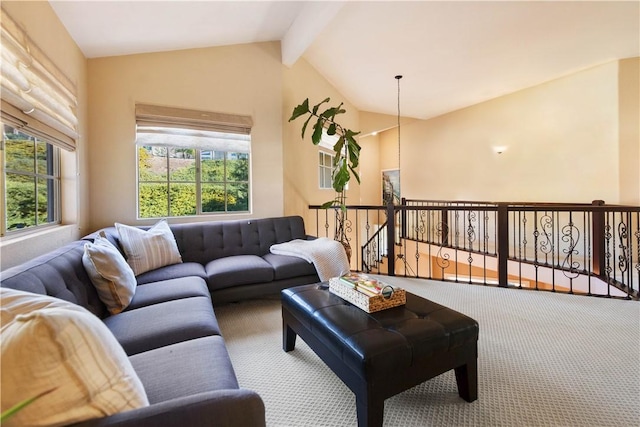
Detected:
[
  {"left": 0, "top": 7, "right": 78, "bottom": 151},
  {"left": 135, "top": 104, "right": 253, "bottom": 152}
]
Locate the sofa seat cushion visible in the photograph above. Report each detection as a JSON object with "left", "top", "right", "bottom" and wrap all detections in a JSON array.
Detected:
[
  {"left": 129, "top": 336, "right": 239, "bottom": 404},
  {"left": 262, "top": 253, "right": 317, "bottom": 280},
  {"left": 135, "top": 262, "right": 207, "bottom": 285},
  {"left": 126, "top": 277, "right": 210, "bottom": 310},
  {"left": 205, "top": 255, "right": 274, "bottom": 291},
  {"left": 104, "top": 296, "right": 220, "bottom": 355}
]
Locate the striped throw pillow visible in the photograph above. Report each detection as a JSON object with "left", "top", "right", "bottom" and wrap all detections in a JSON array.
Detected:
[
  {"left": 0, "top": 288, "right": 149, "bottom": 426},
  {"left": 115, "top": 219, "right": 182, "bottom": 276},
  {"left": 82, "top": 232, "right": 137, "bottom": 314}
]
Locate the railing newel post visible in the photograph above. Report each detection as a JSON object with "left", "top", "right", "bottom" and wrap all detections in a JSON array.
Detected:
[
  {"left": 497, "top": 203, "right": 509, "bottom": 287},
  {"left": 592, "top": 200, "right": 606, "bottom": 280},
  {"left": 387, "top": 202, "right": 396, "bottom": 276}
]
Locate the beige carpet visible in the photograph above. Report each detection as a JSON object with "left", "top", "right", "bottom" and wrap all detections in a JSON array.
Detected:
[{"left": 215, "top": 277, "right": 640, "bottom": 427}]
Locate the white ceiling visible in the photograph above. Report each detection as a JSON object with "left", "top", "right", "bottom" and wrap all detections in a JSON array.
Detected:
[{"left": 49, "top": 0, "right": 639, "bottom": 120}]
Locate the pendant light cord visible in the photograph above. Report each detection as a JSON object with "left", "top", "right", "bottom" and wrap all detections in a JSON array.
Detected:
[{"left": 395, "top": 75, "right": 402, "bottom": 202}]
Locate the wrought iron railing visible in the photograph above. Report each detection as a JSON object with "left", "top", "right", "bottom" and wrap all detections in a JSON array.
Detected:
[{"left": 307, "top": 199, "right": 640, "bottom": 300}]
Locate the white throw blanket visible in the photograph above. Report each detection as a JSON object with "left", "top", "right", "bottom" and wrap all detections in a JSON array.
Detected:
[{"left": 270, "top": 238, "right": 350, "bottom": 282}]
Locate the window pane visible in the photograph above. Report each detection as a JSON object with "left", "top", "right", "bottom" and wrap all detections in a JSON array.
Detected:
[
  {"left": 169, "top": 183, "right": 196, "bottom": 216},
  {"left": 227, "top": 183, "right": 249, "bottom": 212},
  {"left": 324, "top": 169, "right": 332, "bottom": 189},
  {"left": 139, "top": 146, "right": 167, "bottom": 181},
  {"left": 4, "top": 130, "right": 34, "bottom": 173},
  {"left": 139, "top": 183, "right": 168, "bottom": 218},
  {"left": 169, "top": 148, "right": 196, "bottom": 181},
  {"left": 201, "top": 152, "right": 224, "bottom": 182},
  {"left": 226, "top": 152, "right": 249, "bottom": 181},
  {"left": 324, "top": 152, "right": 334, "bottom": 167},
  {"left": 36, "top": 141, "right": 50, "bottom": 175},
  {"left": 5, "top": 173, "right": 36, "bottom": 230},
  {"left": 201, "top": 183, "right": 226, "bottom": 212}
]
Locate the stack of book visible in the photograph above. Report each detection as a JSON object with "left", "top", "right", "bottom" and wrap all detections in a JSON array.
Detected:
[
  {"left": 339, "top": 272, "right": 392, "bottom": 298},
  {"left": 329, "top": 272, "right": 406, "bottom": 313}
]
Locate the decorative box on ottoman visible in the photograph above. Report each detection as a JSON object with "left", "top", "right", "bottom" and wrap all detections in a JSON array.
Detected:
[{"left": 329, "top": 273, "right": 406, "bottom": 313}]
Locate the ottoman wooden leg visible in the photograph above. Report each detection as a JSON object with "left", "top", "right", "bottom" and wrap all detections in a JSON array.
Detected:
[
  {"left": 454, "top": 359, "right": 478, "bottom": 402},
  {"left": 282, "top": 321, "right": 297, "bottom": 352},
  {"left": 356, "top": 392, "right": 384, "bottom": 427}
]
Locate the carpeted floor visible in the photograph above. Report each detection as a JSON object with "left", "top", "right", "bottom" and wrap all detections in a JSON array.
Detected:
[{"left": 215, "top": 277, "right": 640, "bottom": 427}]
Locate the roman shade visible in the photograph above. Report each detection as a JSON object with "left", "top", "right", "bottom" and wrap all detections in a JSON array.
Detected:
[
  {"left": 0, "top": 7, "right": 78, "bottom": 151},
  {"left": 135, "top": 104, "right": 253, "bottom": 152}
]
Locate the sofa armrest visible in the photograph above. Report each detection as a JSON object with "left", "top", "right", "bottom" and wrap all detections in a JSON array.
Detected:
[{"left": 70, "top": 389, "right": 265, "bottom": 427}]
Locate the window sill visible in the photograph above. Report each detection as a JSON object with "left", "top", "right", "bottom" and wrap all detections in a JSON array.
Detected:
[{"left": 0, "top": 224, "right": 77, "bottom": 245}]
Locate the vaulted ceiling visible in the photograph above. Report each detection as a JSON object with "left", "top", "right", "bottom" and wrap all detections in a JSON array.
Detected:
[{"left": 50, "top": 1, "right": 639, "bottom": 119}]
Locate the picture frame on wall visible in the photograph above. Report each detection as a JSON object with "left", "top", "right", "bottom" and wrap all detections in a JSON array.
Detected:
[{"left": 382, "top": 169, "right": 400, "bottom": 205}]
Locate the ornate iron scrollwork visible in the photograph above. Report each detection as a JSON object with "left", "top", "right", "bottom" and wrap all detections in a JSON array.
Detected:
[
  {"left": 604, "top": 224, "right": 613, "bottom": 278},
  {"left": 467, "top": 211, "right": 477, "bottom": 248},
  {"left": 617, "top": 222, "right": 629, "bottom": 274},
  {"left": 436, "top": 221, "right": 450, "bottom": 270},
  {"left": 561, "top": 222, "right": 581, "bottom": 279},
  {"left": 539, "top": 214, "right": 554, "bottom": 257}
]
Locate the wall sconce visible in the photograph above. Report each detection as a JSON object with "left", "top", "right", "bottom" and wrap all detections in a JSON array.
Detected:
[{"left": 492, "top": 145, "right": 508, "bottom": 154}]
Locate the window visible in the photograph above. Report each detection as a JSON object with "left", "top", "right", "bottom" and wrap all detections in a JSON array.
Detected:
[
  {"left": 319, "top": 151, "right": 334, "bottom": 189},
  {"left": 135, "top": 104, "right": 252, "bottom": 218},
  {"left": 0, "top": 8, "right": 78, "bottom": 237},
  {"left": 2, "top": 124, "right": 60, "bottom": 233},
  {"left": 318, "top": 128, "right": 346, "bottom": 191}
]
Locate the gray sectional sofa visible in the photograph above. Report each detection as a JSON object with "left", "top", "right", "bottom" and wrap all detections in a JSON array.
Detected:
[{"left": 0, "top": 215, "right": 321, "bottom": 427}]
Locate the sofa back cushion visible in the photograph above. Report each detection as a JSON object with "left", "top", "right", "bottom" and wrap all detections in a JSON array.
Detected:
[
  {"left": 0, "top": 241, "right": 107, "bottom": 318},
  {"left": 170, "top": 216, "right": 308, "bottom": 264},
  {"left": 85, "top": 216, "right": 309, "bottom": 266}
]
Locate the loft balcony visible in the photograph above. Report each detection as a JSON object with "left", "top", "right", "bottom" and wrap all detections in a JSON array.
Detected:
[{"left": 307, "top": 199, "right": 640, "bottom": 301}]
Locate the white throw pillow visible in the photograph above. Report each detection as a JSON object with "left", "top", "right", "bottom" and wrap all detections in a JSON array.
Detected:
[
  {"left": 83, "top": 231, "right": 137, "bottom": 314},
  {"left": 0, "top": 288, "right": 149, "bottom": 427},
  {"left": 115, "top": 219, "right": 182, "bottom": 276}
]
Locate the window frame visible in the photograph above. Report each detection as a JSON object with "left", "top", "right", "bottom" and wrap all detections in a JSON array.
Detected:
[
  {"left": 319, "top": 150, "right": 335, "bottom": 190},
  {"left": 136, "top": 144, "right": 251, "bottom": 219},
  {"left": 1, "top": 124, "right": 61, "bottom": 236}
]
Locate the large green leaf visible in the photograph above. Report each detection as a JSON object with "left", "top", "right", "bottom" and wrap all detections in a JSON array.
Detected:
[
  {"left": 300, "top": 115, "right": 312, "bottom": 139},
  {"left": 333, "top": 136, "right": 345, "bottom": 158},
  {"left": 312, "top": 97, "right": 330, "bottom": 115},
  {"left": 320, "top": 102, "right": 345, "bottom": 120},
  {"left": 289, "top": 99, "right": 310, "bottom": 122},
  {"left": 333, "top": 160, "right": 350, "bottom": 192},
  {"left": 349, "top": 165, "right": 361, "bottom": 184},
  {"left": 311, "top": 118, "right": 324, "bottom": 145}
]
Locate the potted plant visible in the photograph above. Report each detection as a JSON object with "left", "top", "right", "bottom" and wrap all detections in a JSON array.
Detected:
[{"left": 289, "top": 98, "right": 361, "bottom": 259}]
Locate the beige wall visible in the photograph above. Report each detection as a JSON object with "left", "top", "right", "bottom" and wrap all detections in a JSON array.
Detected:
[
  {"left": 618, "top": 58, "right": 640, "bottom": 205},
  {"left": 87, "top": 42, "right": 284, "bottom": 230},
  {"left": 397, "top": 61, "right": 623, "bottom": 203},
  {"left": 358, "top": 133, "right": 381, "bottom": 205},
  {"left": 1, "top": 1, "right": 637, "bottom": 270},
  {"left": 0, "top": 1, "right": 89, "bottom": 270},
  {"left": 282, "top": 59, "right": 361, "bottom": 228}
]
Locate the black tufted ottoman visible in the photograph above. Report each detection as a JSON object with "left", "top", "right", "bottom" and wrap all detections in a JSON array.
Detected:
[{"left": 281, "top": 283, "right": 479, "bottom": 427}]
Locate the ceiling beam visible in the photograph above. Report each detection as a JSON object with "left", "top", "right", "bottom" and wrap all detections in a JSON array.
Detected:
[{"left": 281, "top": 1, "right": 344, "bottom": 67}]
